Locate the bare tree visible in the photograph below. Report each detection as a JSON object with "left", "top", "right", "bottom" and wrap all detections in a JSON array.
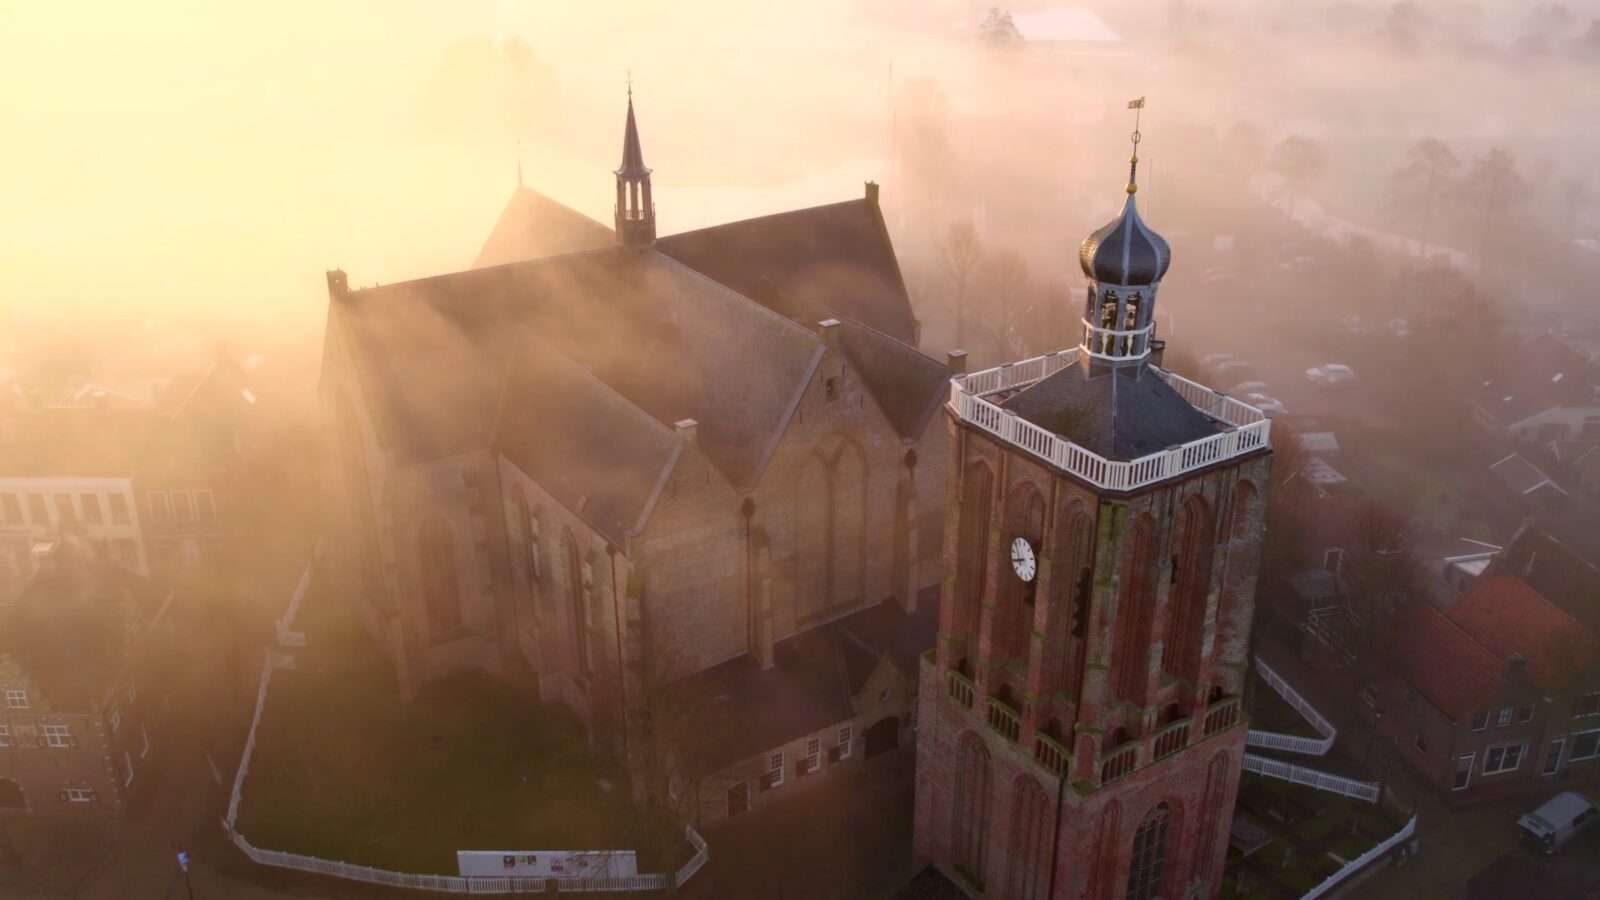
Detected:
[
  {"left": 976, "top": 249, "right": 1032, "bottom": 358},
  {"left": 940, "top": 221, "right": 984, "bottom": 351},
  {"left": 1343, "top": 503, "right": 1418, "bottom": 687},
  {"left": 1387, "top": 137, "right": 1459, "bottom": 260},
  {"left": 1270, "top": 135, "right": 1328, "bottom": 222},
  {"left": 1463, "top": 148, "right": 1528, "bottom": 283}
]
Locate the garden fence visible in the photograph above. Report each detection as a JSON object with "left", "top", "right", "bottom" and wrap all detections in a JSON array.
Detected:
[{"left": 1299, "top": 814, "right": 1417, "bottom": 900}]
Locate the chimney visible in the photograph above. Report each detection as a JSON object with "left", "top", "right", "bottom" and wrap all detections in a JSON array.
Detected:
[
  {"left": 326, "top": 269, "right": 349, "bottom": 299},
  {"left": 864, "top": 181, "right": 880, "bottom": 207},
  {"left": 946, "top": 349, "right": 968, "bottom": 375},
  {"left": 674, "top": 419, "right": 698, "bottom": 444},
  {"left": 1504, "top": 653, "right": 1528, "bottom": 684},
  {"left": 816, "top": 318, "right": 841, "bottom": 348}
]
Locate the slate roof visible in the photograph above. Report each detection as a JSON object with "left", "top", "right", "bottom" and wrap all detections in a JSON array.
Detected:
[
  {"left": 999, "top": 362, "right": 1225, "bottom": 461},
  {"left": 493, "top": 333, "right": 681, "bottom": 545},
  {"left": 473, "top": 186, "right": 616, "bottom": 269},
  {"left": 1079, "top": 191, "right": 1171, "bottom": 286},
  {"left": 335, "top": 247, "right": 823, "bottom": 488},
  {"left": 616, "top": 96, "right": 649, "bottom": 178},
  {"left": 655, "top": 197, "right": 919, "bottom": 344},
  {"left": 673, "top": 628, "right": 856, "bottom": 774},
  {"left": 1446, "top": 575, "right": 1598, "bottom": 691},
  {"left": 837, "top": 321, "right": 949, "bottom": 440},
  {"left": 1387, "top": 603, "right": 1503, "bottom": 720}
]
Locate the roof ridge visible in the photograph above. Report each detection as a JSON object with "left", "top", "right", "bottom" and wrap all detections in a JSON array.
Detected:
[{"left": 659, "top": 196, "right": 868, "bottom": 240}]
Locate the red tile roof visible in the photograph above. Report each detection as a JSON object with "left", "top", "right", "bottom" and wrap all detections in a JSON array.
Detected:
[
  {"left": 1447, "top": 576, "right": 1599, "bottom": 691},
  {"left": 1388, "top": 604, "right": 1502, "bottom": 721}
]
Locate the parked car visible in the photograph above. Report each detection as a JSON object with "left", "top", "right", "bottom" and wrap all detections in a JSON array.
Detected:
[
  {"left": 1305, "top": 363, "right": 1356, "bottom": 386},
  {"left": 1245, "top": 393, "right": 1286, "bottom": 415},
  {"left": 1518, "top": 791, "right": 1599, "bottom": 855}
]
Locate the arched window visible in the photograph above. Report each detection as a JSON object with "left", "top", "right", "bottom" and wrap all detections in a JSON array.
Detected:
[
  {"left": 564, "top": 530, "right": 590, "bottom": 676},
  {"left": 1162, "top": 495, "right": 1215, "bottom": 683},
  {"left": 1227, "top": 480, "right": 1258, "bottom": 541},
  {"left": 952, "top": 732, "right": 993, "bottom": 887},
  {"left": 1112, "top": 514, "right": 1158, "bottom": 705},
  {"left": 1088, "top": 800, "right": 1122, "bottom": 900},
  {"left": 1085, "top": 285, "right": 1099, "bottom": 321},
  {"left": 0, "top": 778, "right": 24, "bottom": 809},
  {"left": 1005, "top": 776, "right": 1052, "bottom": 900},
  {"left": 1126, "top": 803, "right": 1172, "bottom": 900},
  {"left": 417, "top": 518, "right": 461, "bottom": 636},
  {"left": 1121, "top": 292, "right": 1143, "bottom": 355},
  {"left": 1059, "top": 505, "right": 1096, "bottom": 701},
  {"left": 1194, "top": 753, "right": 1231, "bottom": 879}
]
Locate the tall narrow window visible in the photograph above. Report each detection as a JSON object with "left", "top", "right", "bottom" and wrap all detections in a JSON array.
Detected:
[
  {"left": 109, "top": 494, "right": 130, "bottom": 524},
  {"left": 172, "top": 492, "right": 193, "bottom": 522},
  {"left": 1163, "top": 495, "right": 1215, "bottom": 683},
  {"left": 0, "top": 494, "right": 19, "bottom": 526},
  {"left": 27, "top": 494, "right": 48, "bottom": 525},
  {"left": 149, "top": 492, "right": 171, "bottom": 523},
  {"left": 417, "top": 518, "right": 462, "bottom": 637},
  {"left": 952, "top": 732, "right": 993, "bottom": 888},
  {"left": 1113, "top": 515, "right": 1158, "bottom": 705},
  {"left": 1126, "top": 803, "right": 1171, "bottom": 900},
  {"left": 53, "top": 494, "right": 75, "bottom": 524},
  {"left": 1005, "top": 777, "right": 1051, "bottom": 900},
  {"left": 80, "top": 494, "right": 103, "bottom": 525}
]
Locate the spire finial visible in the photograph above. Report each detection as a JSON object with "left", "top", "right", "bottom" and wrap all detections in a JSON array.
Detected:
[
  {"left": 627, "top": 69, "right": 632, "bottom": 103},
  {"left": 1127, "top": 96, "right": 1145, "bottom": 195}
]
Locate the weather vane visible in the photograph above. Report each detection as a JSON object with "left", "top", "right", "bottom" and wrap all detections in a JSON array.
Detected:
[{"left": 1127, "top": 96, "right": 1146, "bottom": 194}]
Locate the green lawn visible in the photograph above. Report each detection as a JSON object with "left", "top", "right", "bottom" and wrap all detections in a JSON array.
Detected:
[{"left": 234, "top": 577, "right": 684, "bottom": 876}]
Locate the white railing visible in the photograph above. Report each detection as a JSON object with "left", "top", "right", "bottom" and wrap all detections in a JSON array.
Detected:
[
  {"left": 1249, "top": 655, "right": 1336, "bottom": 756},
  {"left": 949, "top": 350, "right": 1270, "bottom": 492},
  {"left": 1241, "top": 753, "right": 1380, "bottom": 803},
  {"left": 1301, "top": 815, "right": 1417, "bottom": 900},
  {"left": 230, "top": 828, "right": 707, "bottom": 894},
  {"left": 223, "top": 553, "right": 709, "bottom": 894}
]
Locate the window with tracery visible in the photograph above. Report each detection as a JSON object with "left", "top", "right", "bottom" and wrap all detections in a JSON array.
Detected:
[{"left": 1126, "top": 803, "right": 1171, "bottom": 900}]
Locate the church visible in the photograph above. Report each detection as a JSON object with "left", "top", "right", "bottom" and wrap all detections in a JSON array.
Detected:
[
  {"left": 317, "top": 92, "right": 954, "bottom": 807},
  {"left": 911, "top": 124, "right": 1272, "bottom": 899}
]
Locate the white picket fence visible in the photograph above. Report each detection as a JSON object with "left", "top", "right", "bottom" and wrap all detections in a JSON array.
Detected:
[
  {"left": 222, "top": 553, "right": 709, "bottom": 894},
  {"left": 1247, "top": 655, "right": 1337, "bottom": 757},
  {"left": 1240, "top": 754, "right": 1381, "bottom": 803},
  {"left": 1300, "top": 814, "right": 1417, "bottom": 900}
]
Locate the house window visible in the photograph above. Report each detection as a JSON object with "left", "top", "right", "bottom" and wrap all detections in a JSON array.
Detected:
[
  {"left": 27, "top": 494, "right": 47, "bottom": 525},
  {"left": 800, "top": 737, "right": 821, "bottom": 776},
  {"left": 838, "top": 725, "right": 853, "bottom": 760},
  {"left": 1, "top": 494, "right": 21, "bottom": 526},
  {"left": 1575, "top": 692, "right": 1600, "bottom": 718},
  {"left": 1453, "top": 753, "right": 1475, "bottom": 790},
  {"left": 194, "top": 491, "right": 215, "bottom": 523},
  {"left": 61, "top": 788, "right": 95, "bottom": 803},
  {"left": 1496, "top": 708, "right": 1514, "bottom": 728},
  {"left": 5, "top": 689, "right": 27, "bottom": 709},
  {"left": 43, "top": 724, "right": 72, "bottom": 748},
  {"left": 1513, "top": 705, "right": 1535, "bottom": 724},
  {"left": 727, "top": 781, "right": 750, "bottom": 816},
  {"left": 761, "top": 751, "right": 785, "bottom": 790},
  {"left": 1571, "top": 729, "right": 1600, "bottom": 761},
  {"left": 109, "top": 705, "right": 121, "bottom": 733},
  {"left": 1483, "top": 742, "right": 1526, "bottom": 775},
  {"left": 1545, "top": 738, "right": 1565, "bottom": 776},
  {"left": 172, "top": 492, "right": 193, "bottom": 522},
  {"left": 123, "top": 751, "right": 134, "bottom": 787},
  {"left": 80, "top": 494, "right": 103, "bottom": 525},
  {"left": 149, "top": 492, "right": 171, "bottom": 523},
  {"left": 109, "top": 494, "right": 130, "bottom": 524},
  {"left": 0, "top": 725, "right": 10, "bottom": 748}
]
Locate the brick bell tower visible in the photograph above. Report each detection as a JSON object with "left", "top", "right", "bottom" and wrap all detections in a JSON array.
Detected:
[{"left": 913, "top": 104, "right": 1272, "bottom": 900}]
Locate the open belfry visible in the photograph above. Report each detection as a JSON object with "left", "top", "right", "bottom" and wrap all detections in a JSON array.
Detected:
[{"left": 913, "top": 102, "right": 1273, "bottom": 900}]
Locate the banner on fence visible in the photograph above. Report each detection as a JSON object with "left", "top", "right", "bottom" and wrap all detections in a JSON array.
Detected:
[{"left": 457, "top": 849, "right": 638, "bottom": 879}]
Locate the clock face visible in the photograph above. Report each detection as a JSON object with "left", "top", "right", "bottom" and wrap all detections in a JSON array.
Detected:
[{"left": 1011, "top": 537, "right": 1037, "bottom": 583}]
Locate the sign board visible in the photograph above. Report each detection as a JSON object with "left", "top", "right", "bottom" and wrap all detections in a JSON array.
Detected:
[{"left": 456, "top": 849, "right": 637, "bottom": 879}]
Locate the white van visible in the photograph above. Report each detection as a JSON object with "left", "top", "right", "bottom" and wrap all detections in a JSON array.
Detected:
[{"left": 1517, "top": 791, "right": 1599, "bottom": 855}]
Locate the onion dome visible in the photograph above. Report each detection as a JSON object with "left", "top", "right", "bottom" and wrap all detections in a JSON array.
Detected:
[{"left": 1078, "top": 192, "right": 1170, "bottom": 286}]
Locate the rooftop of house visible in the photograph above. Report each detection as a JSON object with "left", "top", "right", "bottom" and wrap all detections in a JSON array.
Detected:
[
  {"left": 1447, "top": 575, "right": 1598, "bottom": 691},
  {"left": 1387, "top": 602, "right": 1504, "bottom": 721},
  {"left": 1489, "top": 523, "right": 1600, "bottom": 635},
  {"left": 1475, "top": 333, "right": 1600, "bottom": 426}
]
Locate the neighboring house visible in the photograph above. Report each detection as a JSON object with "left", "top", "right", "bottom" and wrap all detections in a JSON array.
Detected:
[
  {"left": 1473, "top": 334, "right": 1600, "bottom": 442},
  {"left": 319, "top": 93, "right": 952, "bottom": 804},
  {"left": 1488, "top": 452, "right": 1569, "bottom": 510},
  {"left": 1369, "top": 576, "right": 1600, "bottom": 804},
  {"left": 1487, "top": 521, "right": 1600, "bottom": 637},
  {"left": 0, "top": 540, "right": 167, "bottom": 822},
  {"left": 0, "top": 358, "right": 252, "bottom": 600}
]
